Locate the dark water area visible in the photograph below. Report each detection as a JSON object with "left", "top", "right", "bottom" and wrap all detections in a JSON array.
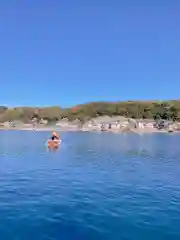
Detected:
[{"left": 0, "top": 130, "right": 180, "bottom": 240}]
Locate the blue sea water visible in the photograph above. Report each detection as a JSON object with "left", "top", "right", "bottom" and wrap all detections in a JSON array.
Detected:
[{"left": 0, "top": 130, "right": 180, "bottom": 240}]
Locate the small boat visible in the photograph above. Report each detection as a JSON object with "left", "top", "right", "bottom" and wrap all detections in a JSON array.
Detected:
[{"left": 47, "top": 139, "right": 61, "bottom": 148}]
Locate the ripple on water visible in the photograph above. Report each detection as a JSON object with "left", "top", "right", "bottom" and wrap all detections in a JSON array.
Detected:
[{"left": 1, "top": 131, "right": 180, "bottom": 239}]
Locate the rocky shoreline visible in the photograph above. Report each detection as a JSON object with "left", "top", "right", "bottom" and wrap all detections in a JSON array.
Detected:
[
  {"left": 0, "top": 116, "right": 179, "bottom": 134},
  {"left": 0, "top": 125, "right": 172, "bottom": 134}
]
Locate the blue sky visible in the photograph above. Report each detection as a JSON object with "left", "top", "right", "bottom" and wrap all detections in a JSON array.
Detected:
[{"left": 0, "top": 0, "right": 180, "bottom": 107}]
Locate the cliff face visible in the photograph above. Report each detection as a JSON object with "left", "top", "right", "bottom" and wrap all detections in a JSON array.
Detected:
[{"left": 0, "top": 100, "right": 179, "bottom": 123}]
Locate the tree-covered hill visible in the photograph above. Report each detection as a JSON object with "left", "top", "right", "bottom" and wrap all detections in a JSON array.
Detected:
[{"left": 0, "top": 100, "right": 180, "bottom": 123}]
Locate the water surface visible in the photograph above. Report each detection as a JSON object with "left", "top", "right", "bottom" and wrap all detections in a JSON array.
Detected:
[{"left": 0, "top": 130, "right": 180, "bottom": 239}]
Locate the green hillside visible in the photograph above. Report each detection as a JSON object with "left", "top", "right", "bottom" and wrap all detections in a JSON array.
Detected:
[{"left": 0, "top": 100, "right": 180, "bottom": 123}]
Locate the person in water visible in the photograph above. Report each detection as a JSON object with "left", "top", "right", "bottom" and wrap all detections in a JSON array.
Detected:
[{"left": 51, "top": 132, "right": 60, "bottom": 141}]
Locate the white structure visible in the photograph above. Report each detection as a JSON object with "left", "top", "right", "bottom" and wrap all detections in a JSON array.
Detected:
[
  {"left": 39, "top": 119, "right": 48, "bottom": 125},
  {"left": 56, "top": 118, "right": 69, "bottom": 127},
  {"left": 145, "top": 123, "right": 154, "bottom": 128},
  {"left": 138, "top": 122, "right": 144, "bottom": 128}
]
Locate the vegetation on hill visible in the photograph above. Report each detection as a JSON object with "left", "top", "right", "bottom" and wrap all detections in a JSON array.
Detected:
[{"left": 0, "top": 101, "right": 180, "bottom": 123}]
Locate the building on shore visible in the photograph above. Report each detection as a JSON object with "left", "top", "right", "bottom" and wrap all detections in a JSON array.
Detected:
[
  {"left": 56, "top": 118, "right": 69, "bottom": 127},
  {"left": 39, "top": 119, "right": 48, "bottom": 125},
  {"left": 82, "top": 116, "right": 130, "bottom": 131},
  {"left": 136, "top": 119, "right": 156, "bottom": 129}
]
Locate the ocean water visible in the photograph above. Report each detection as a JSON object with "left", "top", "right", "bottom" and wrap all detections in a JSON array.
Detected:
[{"left": 0, "top": 130, "right": 180, "bottom": 240}]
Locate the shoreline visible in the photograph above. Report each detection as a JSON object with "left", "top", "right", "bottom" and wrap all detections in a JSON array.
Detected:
[{"left": 0, "top": 126, "right": 178, "bottom": 134}]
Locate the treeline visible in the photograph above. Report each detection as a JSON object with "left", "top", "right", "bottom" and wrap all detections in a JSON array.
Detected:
[{"left": 0, "top": 101, "right": 180, "bottom": 123}]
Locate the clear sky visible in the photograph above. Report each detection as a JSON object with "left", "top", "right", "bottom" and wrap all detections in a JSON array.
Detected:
[{"left": 0, "top": 0, "right": 180, "bottom": 107}]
